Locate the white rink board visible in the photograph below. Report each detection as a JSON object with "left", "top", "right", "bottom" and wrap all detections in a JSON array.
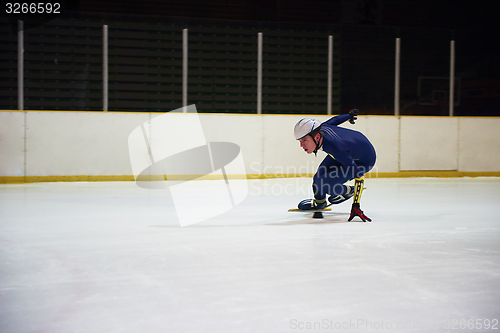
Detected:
[
  {"left": 25, "top": 111, "right": 150, "bottom": 176},
  {"left": 458, "top": 118, "right": 500, "bottom": 172},
  {"left": 400, "top": 117, "right": 459, "bottom": 171},
  {"left": 362, "top": 116, "right": 400, "bottom": 173},
  {"left": 0, "top": 111, "right": 24, "bottom": 177},
  {"left": 0, "top": 111, "right": 499, "bottom": 178},
  {"left": 198, "top": 113, "right": 264, "bottom": 176}
]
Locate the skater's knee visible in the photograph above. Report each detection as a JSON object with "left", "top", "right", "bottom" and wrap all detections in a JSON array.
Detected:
[{"left": 313, "top": 181, "right": 348, "bottom": 197}]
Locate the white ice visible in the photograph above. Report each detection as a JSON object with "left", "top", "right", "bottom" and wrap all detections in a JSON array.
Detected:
[{"left": 1, "top": 177, "right": 500, "bottom": 333}]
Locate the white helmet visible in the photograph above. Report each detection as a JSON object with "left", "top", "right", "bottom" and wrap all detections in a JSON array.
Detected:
[{"left": 294, "top": 118, "right": 322, "bottom": 140}]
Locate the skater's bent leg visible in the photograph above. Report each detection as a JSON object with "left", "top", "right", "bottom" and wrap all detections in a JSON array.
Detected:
[
  {"left": 313, "top": 157, "right": 375, "bottom": 200},
  {"left": 352, "top": 176, "right": 365, "bottom": 204},
  {"left": 312, "top": 155, "right": 341, "bottom": 200},
  {"left": 313, "top": 164, "right": 352, "bottom": 198}
]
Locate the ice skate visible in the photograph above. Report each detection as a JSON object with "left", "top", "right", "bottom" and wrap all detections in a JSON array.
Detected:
[
  {"left": 297, "top": 198, "right": 328, "bottom": 210},
  {"left": 328, "top": 185, "right": 354, "bottom": 205}
]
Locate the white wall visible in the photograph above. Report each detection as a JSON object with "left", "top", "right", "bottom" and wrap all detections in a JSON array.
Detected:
[
  {"left": 364, "top": 116, "right": 400, "bottom": 173},
  {"left": 458, "top": 118, "right": 500, "bottom": 172},
  {"left": 1, "top": 111, "right": 499, "bottom": 179},
  {"left": 0, "top": 111, "right": 24, "bottom": 177},
  {"left": 400, "top": 117, "right": 459, "bottom": 171}
]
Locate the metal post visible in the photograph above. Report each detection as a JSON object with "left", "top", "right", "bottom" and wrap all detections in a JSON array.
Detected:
[
  {"left": 18, "top": 20, "right": 24, "bottom": 110},
  {"left": 394, "top": 37, "right": 400, "bottom": 116},
  {"left": 327, "top": 35, "right": 333, "bottom": 115},
  {"left": 257, "top": 32, "right": 263, "bottom": 114},
  {"left": 182, "top": 28, "right": 188, "bottom": 112},
  {"left": 103, "top": 25, "right": 108, "bottom": 111},
  {"left": 449, "top": 40, "right": 455, "bottom": 117}
]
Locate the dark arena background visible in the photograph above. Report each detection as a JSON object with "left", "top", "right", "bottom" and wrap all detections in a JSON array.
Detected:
[{"left": 1, "top": 0, "right": 499, "bottom": 115}]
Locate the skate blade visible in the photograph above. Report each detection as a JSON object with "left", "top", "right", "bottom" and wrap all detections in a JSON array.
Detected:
[
  {"left": 288, "top": 203, "right": 333, "bottom": 212},
  {"left": 288, "top": 208, "right": 331, "bottom": 212}
]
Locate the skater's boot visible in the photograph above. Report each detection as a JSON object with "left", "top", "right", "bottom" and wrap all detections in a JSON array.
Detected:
[
  {"left": 298, "top": 198, "right": 327, "bottom": 210},
  {"left": 329, "top": 185, "right": 354, "bottom": 205}
]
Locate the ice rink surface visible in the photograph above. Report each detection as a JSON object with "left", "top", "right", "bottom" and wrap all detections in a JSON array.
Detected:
[{"left": 1, "top": 177, "right": 500, "bottom": 333}]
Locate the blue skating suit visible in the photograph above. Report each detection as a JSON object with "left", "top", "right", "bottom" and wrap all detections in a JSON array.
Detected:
[{"left": 313, "top": 114, "right": 376, "bottom": 199}]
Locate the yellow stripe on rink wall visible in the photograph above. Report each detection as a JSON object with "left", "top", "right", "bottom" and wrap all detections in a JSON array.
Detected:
[
  {"left": 1, "top": 171, "right": 500, "bottom": 184},
  {"left": 370, "top": 171, "right": 500, "bottom": 178},
  {"left": 0, "top": 176, "right": 135, "bottom": 184}
]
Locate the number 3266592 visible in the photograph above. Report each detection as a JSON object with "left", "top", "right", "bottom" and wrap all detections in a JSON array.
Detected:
[
  {"left": 443, "top": 319, "right": 498, "bottom": 330},
  {"left": 6, "top": 3, "right": 61, "bottom": 14}
]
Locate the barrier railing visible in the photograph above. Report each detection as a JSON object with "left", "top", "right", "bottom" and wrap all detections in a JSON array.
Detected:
[{"left": 1, "top": 13, "right": 497, "bottom": 116}]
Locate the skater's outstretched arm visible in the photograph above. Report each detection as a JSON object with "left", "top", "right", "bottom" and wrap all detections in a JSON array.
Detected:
[{"left": 323, "top": 109, "right": 359, "bottom": 126}]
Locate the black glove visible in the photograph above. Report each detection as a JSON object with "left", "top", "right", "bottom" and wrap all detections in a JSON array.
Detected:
[
  {"left": 349, "top": 109, "right": 359, "bottom": 124},
  {"left": 348, "top": 203, "right": 372, "bottom": 222}
]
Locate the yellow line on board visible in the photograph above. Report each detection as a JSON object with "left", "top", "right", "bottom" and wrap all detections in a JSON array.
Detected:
[
  {"left": 369, "top": 171, "right": 500, "bottom": 178},
  {"left": 1, "top": 171, "right": 500, "bottom": 184},
  {"left": 0, "top": 176, "right": 136, "bottom": 184},
  {"left": 3, "top": 110, "right": 499, "bottom": 119}
]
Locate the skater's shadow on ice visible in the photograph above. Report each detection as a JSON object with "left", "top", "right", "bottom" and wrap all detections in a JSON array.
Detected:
[{"left": 267, "top": 213, "right": 352, "bottom": 226}]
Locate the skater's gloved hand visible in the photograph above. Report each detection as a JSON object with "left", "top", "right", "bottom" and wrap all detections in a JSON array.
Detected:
[
  {"left": 348, "top": 203, "right": 371, "bottom": 222},
  {"left": 349, "top": 109, "right": 359, "bottom": 124}
]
